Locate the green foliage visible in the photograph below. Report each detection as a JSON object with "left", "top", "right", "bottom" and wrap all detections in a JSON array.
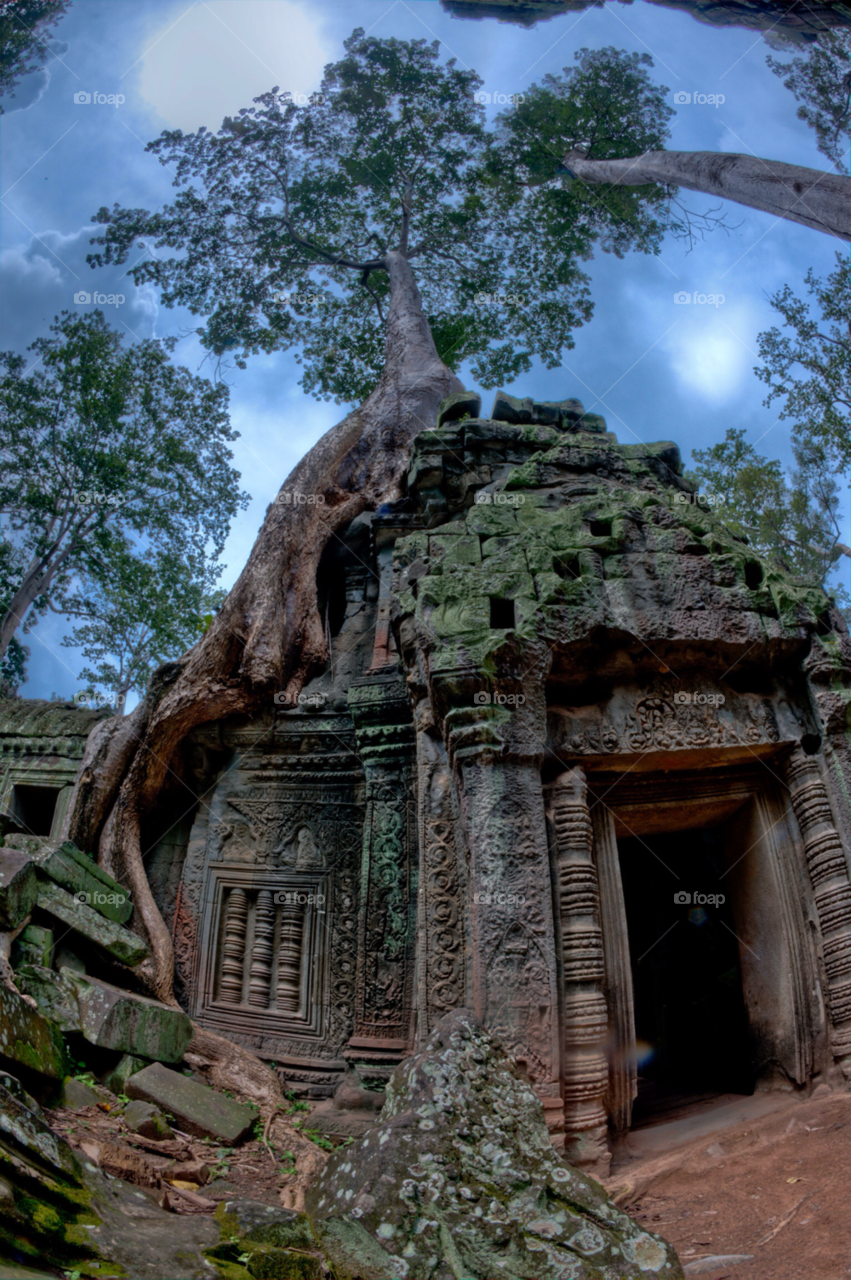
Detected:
[
  {"left": 689, "top": 427, "right": 849, "bottom": 611},
  {"left": 89, "top": 32, "right": 675, "bottom": 403},
  {"left": 766, "top": 30, "right": 851, "bottom": 172},
  {"left": 0, "top": 0, "right": 69, "bottom": 110},
  {"left": 62, "top": 548, "right": 226, "bottom": 714},
  {"left": 756, "top": 253, "right": 851, "bottom": 478},
  {"left": 0, "top": 309, "right": 248, "bottom": 664}
]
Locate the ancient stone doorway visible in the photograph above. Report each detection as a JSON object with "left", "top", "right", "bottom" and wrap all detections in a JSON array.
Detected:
[{"left": 617, "top": 827, "right": 753, "bottom": 1124}]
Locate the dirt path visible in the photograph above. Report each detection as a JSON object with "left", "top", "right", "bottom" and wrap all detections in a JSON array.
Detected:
[{"left": 604, "top": 1090, "right": 851, "bottom": 1279}]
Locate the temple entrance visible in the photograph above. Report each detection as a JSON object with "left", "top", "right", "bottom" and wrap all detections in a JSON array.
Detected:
[{"left": 618, "top": 826, "right": 753, "bottom": 1124}]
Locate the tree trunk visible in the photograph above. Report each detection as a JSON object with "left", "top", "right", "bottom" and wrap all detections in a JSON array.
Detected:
[
  {"left": 67, "top": 249, "right": 463, "bottom": 1003},
  {"left": 563, "top": 149, "right": 851, "bottom": 241}
]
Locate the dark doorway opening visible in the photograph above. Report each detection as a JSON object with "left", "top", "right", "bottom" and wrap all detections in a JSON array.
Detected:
[
  {"left": 12, "top": 784, "right": 59, "bottom": 836},
  {"left": 618, "top": 826, "right": 753, "bottom": 1125}
]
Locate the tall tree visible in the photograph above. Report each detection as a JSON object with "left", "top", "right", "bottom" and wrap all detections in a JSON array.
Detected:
[
  {"left": 689, "top": 428, "right": 850, "bottom": 607},
  {"left": 0, "top": 309, "right": 247, "bottom": 663},
  {"left": 79, "top": 32, "right": 678, "bottom": 998},
  {"left": 63, "top": 547, "right": 226, "bottom": 717},
  {"left": 766, "top": 29, "right": 851, "bottom": 174},
  {"left": 0, "top": 0, "right": 68, "bottom": 109},
  {"left": 756, "top": 251, "right": 851, "bottom": 473}
]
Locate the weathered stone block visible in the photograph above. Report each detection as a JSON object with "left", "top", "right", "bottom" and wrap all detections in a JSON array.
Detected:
[
  {"left": 436, "top": 389, "right": 481, "bottom": 428},
  {"left": 60, "top": 1076, "right": 101, "bottom": 1109},
  {"left": 123, "top": 1099, "right": 173, "bottom": 1140},
  {"left": 126, "top": 1062, "right": 257, "bottom": 1142},
  {"left": 306, "top": 1010, "right": 683, "bottom": 1280},
  {"left": 10, "top": 924, "right": 53, "bottom": 970},
  {"left": 5, "top": 835, "right": 132, "bottom": 925},
  {"left": 0, "top": 985, "right": 67, "bottom": 1080},
  {"left": 17, "top": 966, "right": 81, "bottom": 1033},
  {"left": 34, "top": 880, "right": 148, "bottom": 966},
  {"left": 69, "top": 974, "right": 192, "bottom": 1063},
  {"left": 100, "top": 1052, "right": 149, "bottom": 1095},
  {"left": 0, "top": 850, "right": 37, "bottom": 930}
]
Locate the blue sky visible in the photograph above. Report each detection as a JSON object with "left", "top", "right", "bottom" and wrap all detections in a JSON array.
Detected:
[{"left": 1, "top": 0, "right": 846, "bottom": 702}]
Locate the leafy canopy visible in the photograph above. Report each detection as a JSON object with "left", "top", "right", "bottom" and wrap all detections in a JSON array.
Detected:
[
  {"left": 89, "top": 32, "right": 675, "bottom": 403},
  {"left": 766, "top": 30, "right": 851, "bottom": 173},
  {"left": 0, "top": 309, "right": 247, "bottom": 656},
  {"left": 756, "top": 252, "right": 851, "bottom": 476},
  {"left": 63, "top": 546, "right": 226, "bottom": 716},
  {"left": 0, "top": 0, "right": 69, "bottom": 110},
  {"left": 689, "top": 428, "right": 849, "bottom": 612}
]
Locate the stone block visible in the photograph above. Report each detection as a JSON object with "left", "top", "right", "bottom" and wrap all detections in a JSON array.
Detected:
[
  {"left": 0, "top": 985, "right": 67, "bottom": 1080},
  {"left": 10, "top": 924, "right": 53, "bottom": 971},
  {"left": 34, "top": 880, "right": 148, "bottom": 966},
  {"left": 68, "top": 973, "right": 192, "bottom": 1063},
  {"left": 0, "top": 850, "right": 37, "bottom": 930},
  {"left": 4, "top": 836, "right": 133, "bottom": 925},
  {"left": 17, "top": 965, "right": 81, "bottom": 1033},
  {"left": 100, "top": 1052, "right": 149, "bottom": 1096},
  {"left": 126, "top": 1062, "right": 257, "bottom": 1143},
  {"left": 60, "top": 1076, "right": 101, "bottom": 1109},
  {"left": 123, "top": 1099, "right": 173, "bottom": 1140},
  {"left": 436, "top": 389, "right": 481, "bottom": 428}
]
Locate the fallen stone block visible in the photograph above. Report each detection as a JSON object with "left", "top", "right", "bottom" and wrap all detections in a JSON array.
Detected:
[
  {"left": 10, "top": 924, "right": 53, "bottom": 970},
  {"left": 306, "top": 1009, "right": 684, "bottom": 1280},
  {"left": 4, "top": 836, "right": 132, "bottom": 925},
  {"left": 100, "top": 1052, "right": 148, "bottom": 1095},
  {"left": 60, "top": 1076, "right": 101, "bottom": 1110},
  {"left": 126, "top": 1062, "right": 257, "bottom": 1143},
  {"left": 216, "top": 1200, "right": 314, "bottom": 1250},
  {"left": 34, "top": 880, "right": 147, "bottom": 966},
  {"left": 0, "top": 985, "right": 67, "bottom": 1081},
  {"left": 0, "top": 849, "right": 37, "bottom": 930},
  {"left": 69, "top": 973, "right": 192, "bottom": 1063},
  {"left": 123, "top": 1099, "right": 173, "bottom": 1141},
  {"left": 16, "top": 965, "right": 81, "bottom": 1033},
  {"left": 97, "top": 1139, "right": 161, "bottom": 1189}
]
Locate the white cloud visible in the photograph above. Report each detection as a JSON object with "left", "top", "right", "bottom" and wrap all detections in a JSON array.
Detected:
[
  {"left": 136, "top": 0, "right": 331, "bottom": 133},
  {"left": 664, "top": 298, "right": 760, "bottom": 403},
  {"left": 0, "top": 225, "right": 159, "bottom": 355}
]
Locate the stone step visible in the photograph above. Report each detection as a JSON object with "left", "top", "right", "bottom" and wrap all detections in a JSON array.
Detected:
[
  {"left": 34, "top": 880, "right": 147, "bottom": 966},
  {"left": 126, "top": 1062, "right": 258, "bottom": 1143}
]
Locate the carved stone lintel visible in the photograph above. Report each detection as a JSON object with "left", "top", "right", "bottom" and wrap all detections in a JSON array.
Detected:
[
  {"left": 785, "top": 749, "right": 851, "bottom": 1071},
  {"left": 551, "top": 767, "right": 610, "bottom": 1174}
]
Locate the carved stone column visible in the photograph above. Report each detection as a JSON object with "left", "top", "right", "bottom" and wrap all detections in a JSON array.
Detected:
[
  {"left": 432, "top": 643, "right": 562, "bottom": 1120},
  {"left": 785, "top": 748, "right": 851, "bottom": 1074},
  {"left": 347, "top": 675, "right": 416, "bottom": 1072},
  {"left": 550, "top": 767, "right": 611, "bottom": 1173}
]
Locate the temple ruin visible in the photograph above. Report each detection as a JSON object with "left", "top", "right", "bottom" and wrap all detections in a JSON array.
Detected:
[{"left": 5, "top": 392, "right": 851, "bottom": 1176}]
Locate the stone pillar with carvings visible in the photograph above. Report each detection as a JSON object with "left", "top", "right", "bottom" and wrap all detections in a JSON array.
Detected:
[
  {"left": 785, "top": 748, "right": 851, "bottom": 1074},
  {"left": 431, "top": 643, "right": 562, "bottom": 1128},
  {"left": 346, "top": 675, "right": 417, "bottom": 1073},
  {"left": 550, "top": 767, "right": 610, "bottom": 1173}
]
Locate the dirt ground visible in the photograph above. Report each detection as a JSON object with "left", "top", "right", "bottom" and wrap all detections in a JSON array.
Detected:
[{"left": 605, "top": 1089, "right": 851, "bottom": 1280}]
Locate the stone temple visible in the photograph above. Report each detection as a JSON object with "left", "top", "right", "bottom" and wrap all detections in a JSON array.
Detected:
[{"left": 4, "top": 391, "right": 850, "bottom": 1175}]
